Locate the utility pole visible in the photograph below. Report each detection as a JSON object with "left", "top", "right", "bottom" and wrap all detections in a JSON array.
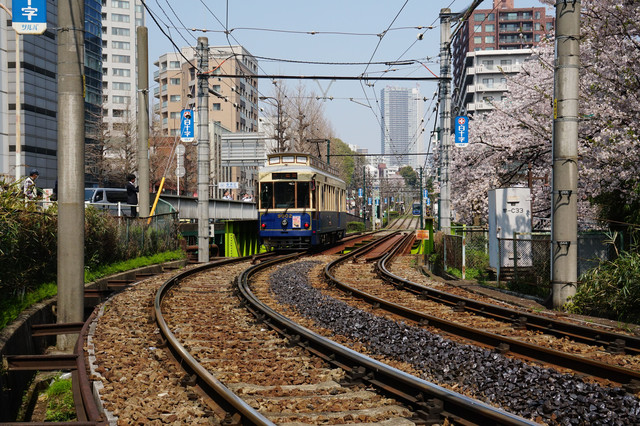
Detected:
[
  {"left": 551, "top": 0, "right": 580, "bottom": 309},
  {"left": 57, "top": 0, "right": 85, "bottom": 350},
  {"left": 419, "top": 166, "right": 424, "bottom": 230},
  {"left": 136, "top": 26, "right": 150, "bottom": 217},
  {"left": 438, "top": 8, "right": 452, "bottom": 234},
  {"left": 197, "top": 37, "right": 210, "bottom": 263}
]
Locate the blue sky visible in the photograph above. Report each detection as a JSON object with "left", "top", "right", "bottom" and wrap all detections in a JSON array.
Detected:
[{"left": 144, "top": 0, "right": 549, "bottom": 153}]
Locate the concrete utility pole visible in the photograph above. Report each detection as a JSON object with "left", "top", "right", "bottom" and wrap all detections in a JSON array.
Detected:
[
  {"left": 136, "top": 26, "right": 150, "bottom": 217},
  {"left": 438, "top": 9, "right": 452, "bottom": 233},
  {"left": 551, "top": 0, "right": 580, "bottom": 309},
  {"left": 57, "top": 0, "right": 85, "bottom": 350},
  {"left": 197, "top": 37, "right": 210, "bottom": 263}
]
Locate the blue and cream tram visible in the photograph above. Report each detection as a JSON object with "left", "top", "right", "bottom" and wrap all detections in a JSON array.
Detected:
[{"left": 258, "top": 153, "right": 347, "bottom": 250}]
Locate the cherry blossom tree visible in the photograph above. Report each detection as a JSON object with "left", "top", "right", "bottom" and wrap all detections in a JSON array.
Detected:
[{"left": 450, "top": 0, "right": 640, "bottom": 230}]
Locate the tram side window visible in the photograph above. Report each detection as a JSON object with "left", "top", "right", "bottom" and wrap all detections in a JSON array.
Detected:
[
  {"left": 297, "top": 182, "right": 310, "bottom": 208},
  {"left": 260, "top": 182, "right": 273, "bottom": 209},
  {"left": 274, "top": 182, "right": 295, "bottom": 208}
]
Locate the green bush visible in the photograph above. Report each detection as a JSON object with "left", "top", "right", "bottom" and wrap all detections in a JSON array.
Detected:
[
  {"left": 347, "top": 221, "right": 365, "bottom": 233},
  {"left": 567, "top": 250, "right": 640, "bottom": 324},
  {"left": 44, "top": 377, "right": 75, "bottom": 422}
]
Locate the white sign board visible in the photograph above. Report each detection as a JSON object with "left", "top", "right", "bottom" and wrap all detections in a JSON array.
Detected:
[
  {"left": 12, "top": 0, "right": 47, "bottom": 34},
  {"left": 218, "top": 182, "right": 239, "bottom": 189}
]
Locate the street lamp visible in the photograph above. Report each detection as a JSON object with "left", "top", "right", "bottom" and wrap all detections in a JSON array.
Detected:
[
  {"left": 0, "top": 2, "right": 21, "bottom": 180},
  {"left": 259, "top": 96, "right": 285, "bottom": 152}
]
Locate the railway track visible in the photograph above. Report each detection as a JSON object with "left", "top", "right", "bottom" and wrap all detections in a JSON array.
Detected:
[
  {"left": 148, "top": 251, "right": 532, "bottom": 425},
  {"left": 318, "top": 232, "right": 640, "bottom": 422}
]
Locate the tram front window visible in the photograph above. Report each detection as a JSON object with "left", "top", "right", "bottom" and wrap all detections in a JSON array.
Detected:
[
  {"left": 297, "top": 182, "right": 310, "bottom": 208},
  {"left": 260, "top": 182, "right": 273, "bottom": 209},
  {"left": 274, "top": 182, "right": 296, "bottom": 208}
]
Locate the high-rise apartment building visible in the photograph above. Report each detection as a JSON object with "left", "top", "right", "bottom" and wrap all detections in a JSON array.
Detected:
[
  {"left": 451, "top": 0, "right": 554, "bottom": 116},
  {"left": 100, "top": 0, "right": 144, "bottom": 136},
  {"left": 0, "top": 1, "right": 59, "bottom": 187},
  {"left": 380, "top": 86, "right": 424, "bottom": 168},
  {"left": 0, "top": 0, "right": 104, "bottom": 187},
  {"left": 153, "top": 45, "right": 258, "bottom": 137}
]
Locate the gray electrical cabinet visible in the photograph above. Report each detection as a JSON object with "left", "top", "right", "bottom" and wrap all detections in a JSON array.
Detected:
[{"left": 488, "top": 187, "right": 532, "bottom": 269}]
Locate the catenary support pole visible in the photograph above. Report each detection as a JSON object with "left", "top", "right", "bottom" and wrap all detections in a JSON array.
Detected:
[
  {"left": 438, "top": 9, "right": 452, "bottom": 233},
  {"left": 197, "top": 37, "right": 210, "bottom": 263},
  {"left": 551, "top": 1, "right": 580, "bottom": 309},
  {"left": 137, "top": 27, "right": 150, "bottom": 217},
  {"left": 419, "top": 166, "right": 424, "bottom": 230},
  {"left": 57, "top": 0, "right": 85, "bottom": 350}
]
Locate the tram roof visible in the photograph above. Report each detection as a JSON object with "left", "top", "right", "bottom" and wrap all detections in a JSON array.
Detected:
[{"left": 264, "top": 152, "right": 340, "bottom": 178}]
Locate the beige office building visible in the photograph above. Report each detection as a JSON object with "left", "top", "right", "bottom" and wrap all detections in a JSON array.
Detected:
[{"left": 153, "top": 45, "right": 258, "bottom": 137}]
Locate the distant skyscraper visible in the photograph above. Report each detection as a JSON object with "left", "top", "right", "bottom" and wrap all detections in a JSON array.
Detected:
[{"left": 380, "top": 86, "right": 424, "bottom": 168}]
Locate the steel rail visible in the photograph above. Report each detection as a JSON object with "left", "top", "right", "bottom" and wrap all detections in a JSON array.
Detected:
[
  {"left": 239, "top": 241, "right": 535, "bottom": 425},
  {"left": 378, "top": 235, "right": 640, "bottom": 357},
  {"left": 153, "top": 254, "right": 278, "bottom": 426},
  {"left": 344, "top": 235, "right": 640, "bottom": 387}
]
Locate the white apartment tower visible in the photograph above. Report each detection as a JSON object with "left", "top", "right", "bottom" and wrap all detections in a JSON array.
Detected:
[
  {"left": 380, "top": 86, "right": 424, "bottom": 169},
  {"left": 100, "top": 0, "right": 145, "bottom": 136}
]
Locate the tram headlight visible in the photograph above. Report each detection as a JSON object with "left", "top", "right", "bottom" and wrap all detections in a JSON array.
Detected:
[{"left": 281, "top": 218, "right": 288, "bottom": 228}]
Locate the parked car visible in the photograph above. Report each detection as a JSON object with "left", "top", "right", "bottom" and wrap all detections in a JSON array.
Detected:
[{"left": 84, "top": 188, "right": 133, "bottom": 215}]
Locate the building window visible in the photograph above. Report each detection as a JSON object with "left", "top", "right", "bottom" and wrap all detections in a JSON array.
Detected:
[
  {"left": 112, "top": 109, "right": 125, "bottom": 117},
  {"left": 112, "top": 41, "right": 130, "bottom": 50},
  {"left": 112, "top": 27, "right": 130, "bottom": 36},
  {"left": 213, "top": 103, "right": 221, "bottom": 111},
  {"left": 111, "top": 13, "right": 130, "bottom": 22},
  {"left": 474, "top": 13, "right": 485, "bottom": 21},
  {"left": 482, "top": 60, "right": 494, "bottom": 69},
  {"left": 474, "top": 36, "right": 482, "bottom": 44},
  {"left": 112, "top": 55, "right": 130, "bottom": 63},
  {"left": 212, "top": 84, "right": 221, "bottom": 92},
  {"left": 487, "top": 13, "right": 495, "bottom": 21},
  {"left": 169, "top": 61, "right": 180, "bottom": 68},
  {"left": 485, "top": 24, "right": 494, "bottom": 32},
  {"left": 113, "top": 68, "right": 131, "bottom": 77},
  {"left": 170, "top": 95, "right": 181, "bottom": 102},
  {"left": 113, "top": 95, "right": 131, "bottom": 104},
  {"left": 535, "top": 34, "right": 541, "bottom": 42},
  {"left": 500, "top": 59, "right": 512, "bottom": 66},
  {"left": 113, "top": 82, "right": 131, "bottom": 91},
  {"left": 111, "top": 0, "right": 129, "bottom": 8},
  {"left": 170, "top": 111, "right": 180, "bottom": 119},
  {"left": 170, "top": 78, "right": 180, "bottom": 85},
  {"left": 485, "top": 36, "right": 495, "bottom": 43},
  {"left": 535, "top": 11, "right": 541, "bottom": 19},
  {"left": 482, "top": 78, "right": 494, "bottom": 88},
  {"left": 474, "top": 25, "right": 482, "bottom": 33}
]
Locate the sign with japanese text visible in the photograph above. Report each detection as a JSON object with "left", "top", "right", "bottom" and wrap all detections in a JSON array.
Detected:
[
  {"left": 454, "top": 115, "right": 469, "bottom": 147},
  {"left": 12, "top": 0, "right": 47, "bottom": 34},
  {"left": 180, "top": 109, "right": 194, "bottom": 142}
]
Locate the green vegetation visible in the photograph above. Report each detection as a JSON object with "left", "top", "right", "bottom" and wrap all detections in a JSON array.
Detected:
[
  {"left": 347, "top": 221, "right": 365, "bottom": 233},
  {"left": 567, "top": 249, "right": 640, "bottom": 324},
  {"left": 0, "top": 177, "right": 185, "bottom": 331},
  {"left": 0, "top": 250, "right": 185, "bottom": 331},
  {"left": 44, "top": 376, "right": 75, "bottom": 422}
]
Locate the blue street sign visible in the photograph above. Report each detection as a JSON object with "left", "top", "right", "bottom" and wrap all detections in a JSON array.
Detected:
[
  {"left": 358, "top": 188, "right": 363, "bottom": 198},
  {"left": 424, "top": 188, "right": 429, "bottom": 199},
  {"left": 391, "top": 196, "right": 394, "bottom": 202},
  {"left": 12, "top": 0, "right": 47, "bottom": 34},
  {"left": 384, "top": 198, "right": 387, "bottom": 204},
  {"left": 375, "top": 198, "right": 379, "bottom": 206},
  {"left": 454, "top": 115, "right": 469, "bottom": 147},
  {"left": 426, "top": 197, "right": 431, "bottom": 206},
  {"left": 367, "top": 197, "right": 372, "bottom": 206},
  {"left": 180, "top": 109, "right": 194, "bottom": 142}
]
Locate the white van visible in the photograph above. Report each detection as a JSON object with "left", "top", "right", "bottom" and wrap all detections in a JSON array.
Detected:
[{"left": 85, "top": 188, "right": 133, "bottom": 215}]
